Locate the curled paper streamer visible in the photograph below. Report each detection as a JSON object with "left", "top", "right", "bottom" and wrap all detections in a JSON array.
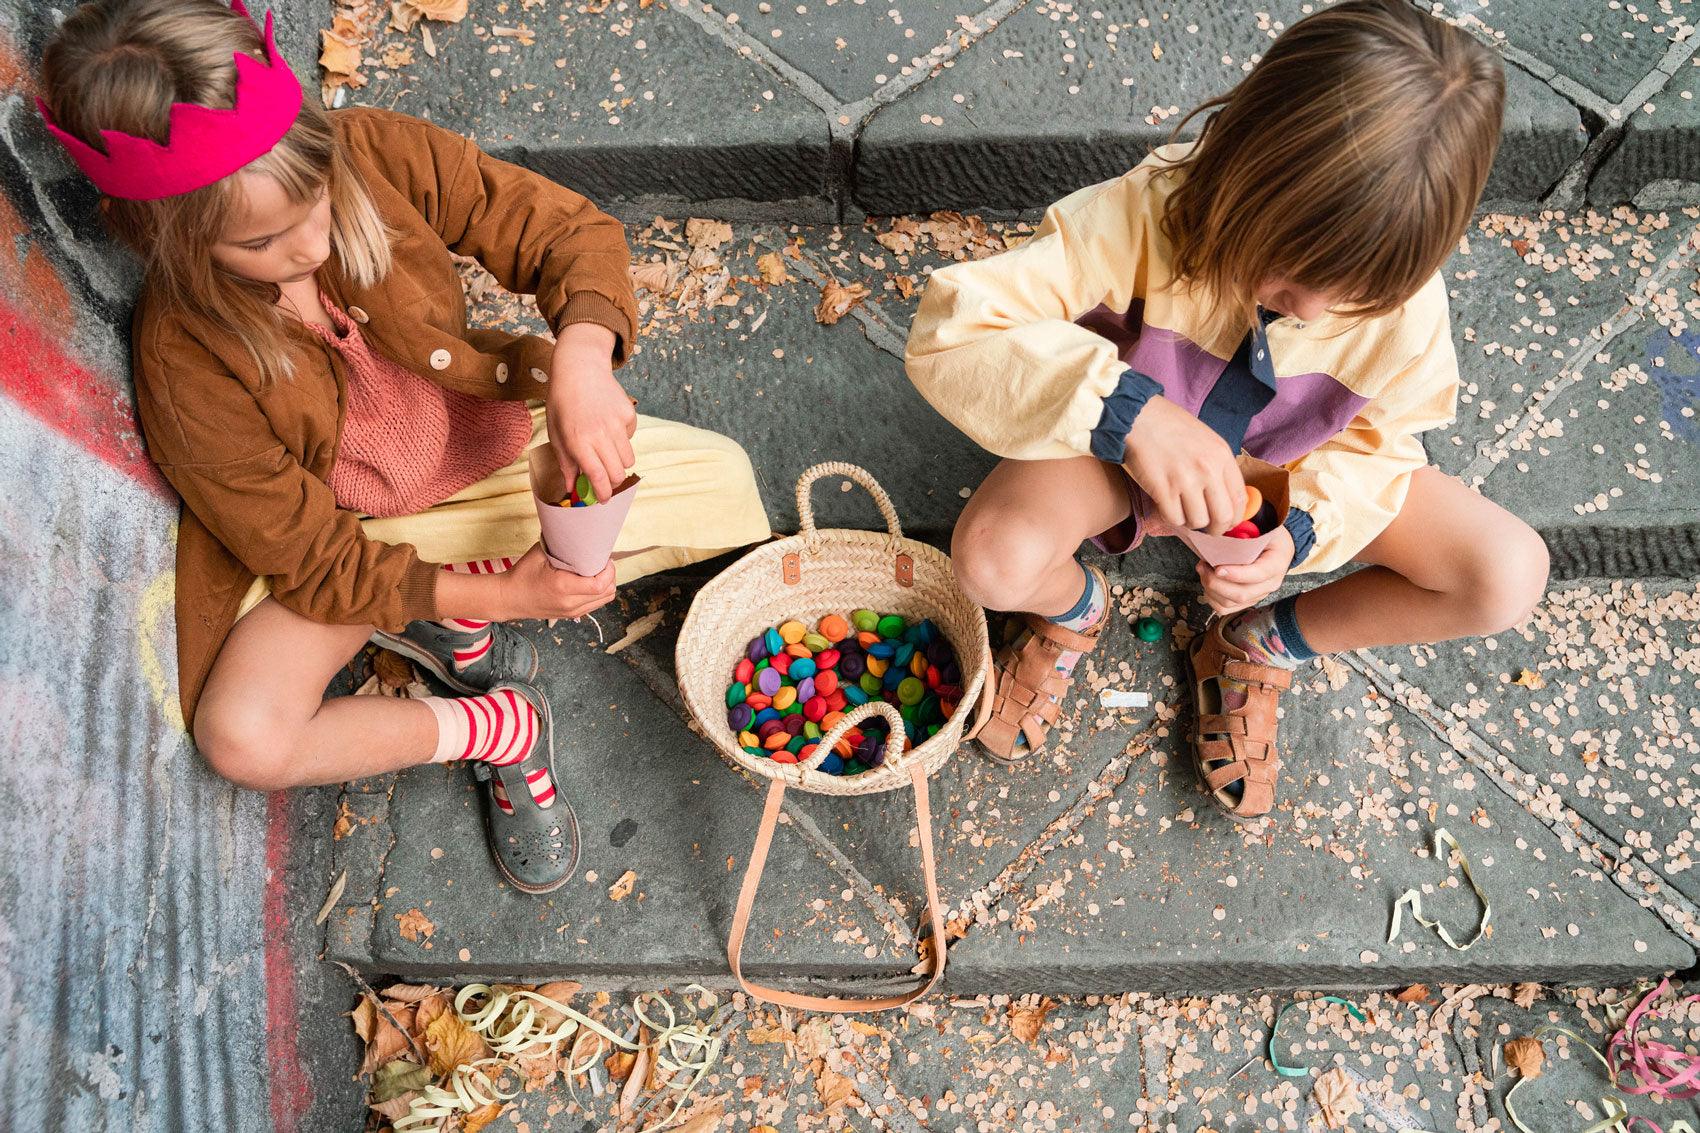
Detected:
[
  {"left": 1607, "top": 978, "right": 1700, "bottom": 1100},
  {"left": 393, "top": 983, "right": 723, "bottom": 1131},
  {"left": 1269, "top": 996, "right": 1368, "bottom": 1078},
  {"left": 1388, "top": 827, "right": 1491, "bottom": 951}
]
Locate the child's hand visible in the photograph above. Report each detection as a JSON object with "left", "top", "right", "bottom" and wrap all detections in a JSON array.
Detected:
[
  {"left": 546, "top": 323, "right": 636, "bottom": 503},
  {"left": 1121, "top": 397, "right": 1247, "bottom": 534},
  {"left": 1196, "top": 525, "right": 1294, "bottom": 615},
  {"left": 496, "top": 544, "right": 618, "bottom": 621}
]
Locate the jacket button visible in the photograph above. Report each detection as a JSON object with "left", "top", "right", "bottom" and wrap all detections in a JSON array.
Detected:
[
  {"left": 530, "top": 367, "right": 549, "bottom": 384},
  {"left": 429, "top": 349, "right": 452, "bottom": 371},
  {"left": 496, "top": 362, "right": 510, "bottom": 383},
  {"left": 347, "top": 306, "right": 370, "bottom": 324}
]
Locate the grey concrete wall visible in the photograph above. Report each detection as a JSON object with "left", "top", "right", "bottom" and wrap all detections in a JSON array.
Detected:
[{"left": 0, "top": 4, "right": 329, "bottom": 1129}]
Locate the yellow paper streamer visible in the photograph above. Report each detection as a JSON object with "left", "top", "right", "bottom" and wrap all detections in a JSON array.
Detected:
[
  {"left": 1388, "top": 827, "right": 1491, "bottom": 951},
  {"left": 391, "top": 983, "right": 723, "bottom": 1131}
]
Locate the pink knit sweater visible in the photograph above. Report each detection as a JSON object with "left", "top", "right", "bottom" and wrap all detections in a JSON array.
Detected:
[{"left": 310, "top": 298, "right": 533, "bottom": 519}]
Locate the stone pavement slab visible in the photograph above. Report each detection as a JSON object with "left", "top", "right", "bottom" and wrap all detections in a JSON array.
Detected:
[
  {"left": 942, "top": 587, "right": 1695, "bottom": 994},
  {"left": 354, "top": 2, "right": 834, "bottom": 217},
  {"left": 711, "top": 0, "right": 996, "bottom": 104},
  {"left": 1470, "top": 250, "right": 1700, "bottom": 532},
  {"left": 1427, "top": 0, "right": 1694, "bottom": 106},
  {"left": 1351, "top": 581, "right": 1700, "bottom": 914},
  {"left": 1593, "top": 57, "right": 1700, "bottom": 204},
  {"left": 311, "top": 0, "right": 1657, "bottom": 219},
  {"left": 855, "top": 1, "right": 1587, "bottom": 214}
]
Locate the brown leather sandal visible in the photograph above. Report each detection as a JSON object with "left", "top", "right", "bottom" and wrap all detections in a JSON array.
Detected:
[
  {"left": 1188, "top": 618, "right": 1293, "bottom": 820},
  {"left": 978, "top": 606, "right": 1106, "bottom": 764}
]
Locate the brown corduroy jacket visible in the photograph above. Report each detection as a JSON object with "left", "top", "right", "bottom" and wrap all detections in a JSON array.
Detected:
[{"left": 132, "top": 107, "right": 639, "bottom": 727}]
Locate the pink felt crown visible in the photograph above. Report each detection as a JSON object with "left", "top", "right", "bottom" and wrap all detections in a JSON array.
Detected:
[{"left": 37, "top": 0, "right": 303, "bottom": 201}]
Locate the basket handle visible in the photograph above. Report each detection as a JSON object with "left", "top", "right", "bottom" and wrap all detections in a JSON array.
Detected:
[
  {"left": 795, "top": 462, "right": 904, "bottom": 550},
  {"left": 795, "top": 699, "right": 906, "bottom": 774},
  {"left": 727, "top": 763, "right": 946, "bottom": 1013},
  {"left": 729, "top": 703, "right": 944, "bottom": 1011}
]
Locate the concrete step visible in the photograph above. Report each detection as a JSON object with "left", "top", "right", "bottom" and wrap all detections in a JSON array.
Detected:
[
  {"left": 323, "top": 209, "right": 1699, "bottom": 993},
  {"left": 324, "top": 578, "right": 1695, "bottom": 993},
  {"left": 276, "top": 0, "right": 1683, "bottom": 219}
]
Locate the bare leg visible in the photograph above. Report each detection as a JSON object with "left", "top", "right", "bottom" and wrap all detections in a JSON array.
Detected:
[
  {"left": 952, "top": 456, "right": 1132, "bottom": 615},
  {"left": 1291, "top": 467, "right": 1550, "bottom": 653},
  {"left": 194, "top": 597, "right": 439, "bottom": 790}
]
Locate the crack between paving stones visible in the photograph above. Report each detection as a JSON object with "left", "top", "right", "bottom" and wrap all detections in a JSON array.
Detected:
[
  {"left": 1543, "top": 26, "right": 1700, "bottom": 208},
  {"left": 1339, "top": 649, "right": 1700, "bottom": 951},
  {"left": 834, "top": 0, "right": 1035, "bottom": 125},
  {"left": 944, "top": 729, "right": 1157, "bottom": 946},
  {"left": 1461, "top": 222, "right": 1700, "bottom": 487},
  {"left": 335, "top": 775, "right": 399, "bottom": 966},
  {"left": 612, "top": 643, "right": 922, "bottom": 950}
]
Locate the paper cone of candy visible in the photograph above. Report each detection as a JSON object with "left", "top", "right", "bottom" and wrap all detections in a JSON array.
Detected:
[
  {"left": 1146, "top": 459, "right": 1292, "bottom": 568},
  {"left": 528, "top": 443, "right": 640, "bottom": 575}
]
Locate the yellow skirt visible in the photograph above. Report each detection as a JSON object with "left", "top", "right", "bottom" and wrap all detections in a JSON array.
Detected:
[{"left": 237, "top": 407, "right": 771, "bottom": 619}]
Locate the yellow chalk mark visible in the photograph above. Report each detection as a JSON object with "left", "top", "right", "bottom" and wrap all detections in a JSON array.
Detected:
[{"left": 138, "top": 570, "right": 184, "bottom": 734}]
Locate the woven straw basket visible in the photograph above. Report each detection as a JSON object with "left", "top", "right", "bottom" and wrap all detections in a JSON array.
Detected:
[{"left": 677, "top": 462, "right": 991, "bottom": 1011}]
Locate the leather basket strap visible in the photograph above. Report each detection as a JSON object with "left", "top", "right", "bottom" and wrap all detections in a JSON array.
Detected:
[{"left": 727, "top": 763, "right": 946, "bottom": 1012}]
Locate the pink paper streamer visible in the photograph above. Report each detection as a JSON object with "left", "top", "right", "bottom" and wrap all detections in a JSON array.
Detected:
[{"left": 1608, "top": 978, "right": 1700, "bottom": 1101}]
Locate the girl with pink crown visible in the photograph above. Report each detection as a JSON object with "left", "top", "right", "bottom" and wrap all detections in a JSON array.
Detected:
[{"left": 37, "top": 0, "right": 772, "bottom": 894}]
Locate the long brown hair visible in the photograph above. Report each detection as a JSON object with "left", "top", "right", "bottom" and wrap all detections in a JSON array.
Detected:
[
  {"left": 1157, "top": 0, "right": 1503, "bottom": 328},
  {"left": 40, "top": 0, "right": 392, "bottom": 384}
]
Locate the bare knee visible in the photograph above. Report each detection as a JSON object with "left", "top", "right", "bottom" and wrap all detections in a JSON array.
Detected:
[
  {"left": 1456, "top": 521, "right": 1549, "bottom": 634},
  {"left": 951, "top": 506, "right": 1065, "bottom": 611},
  {"left": 194, "top": 701, "right": 302, "bottom": 791}
]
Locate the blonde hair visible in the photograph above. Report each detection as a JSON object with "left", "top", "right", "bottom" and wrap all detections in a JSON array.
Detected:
[
  {"left": 40, "top": 0, "right": 392, "bottom": 384},
  {"left": 1158, "top": 0, "right": 1504, "bottom": 328}
]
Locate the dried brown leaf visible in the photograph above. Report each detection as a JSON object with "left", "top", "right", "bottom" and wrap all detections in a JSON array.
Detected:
[
  {"left": 605, "top": 610, "right": 664, "bottom": 655},
  {"left": 605, "top": 1048, "right": 636, "bottom": 1082},
  {"left": 745, "top": 1024, "right": 794, "bottom": 1045},
  {"left": 397, "top": 0, "right": 468, "bottom": 22},
  {"left": 352, "top": 996, "right": 415, "bottom": 1076},
  {"left": 608, "top": 869, "right": 637, "bottom": 901},
  {"left": 423, "top": 1009, "right": 491, "bottom": 1076},
  {"left": 816, "top": 1066, "right": 860, "bottom": 1113},
  {"left": 379, "top": 983, "right": 443, "bottom": 1004},
  {"left": 794, "top": 1017, "right": 834, "bottom": 1059},
  {"left": 1512, "top": 983, "right": 1542, "bottom": 1009},
  {"left": 1007, "top": 997, "right": 1056, "bottom": 1045},
  {"left": 1505, "top": 1036, "right": 1545, "bottom": 1079},
  {"left": 1393, "top": 984, "right": 1432, "bottom": 1003},
  {"left": 318, "top": 30, "right": 364, "bottom": 78},
  {"left": 630, "top": 259, "right": 677, "bottom": 295},
  {"left": 374, "top": 648, "right": 415, "bottom": 689},
  {"left": 462, "top": 1102, "right": 505, "bottom": 1133},
  {"left": 396, "top": 907, "right": 435, "bottom": 942},
  {"left": 1511, "top": 668, "right": 1546, "bottom": 689},
  {"left": 684, "top": 218, "right": 733, "bottom": 250},
  {"left": 1313, "top": 1067, "right": 1361, "bottom": 1129},
  {"left": 755, "top": 252, "right": 791, "bottom": 285},
  {"left": 815, "top": 280, "right": 870, "bottom": 325}
]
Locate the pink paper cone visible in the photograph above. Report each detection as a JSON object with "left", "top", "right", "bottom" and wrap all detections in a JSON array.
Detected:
[{"left": 528, "top": 443, "right": 640, "bottom": 575}]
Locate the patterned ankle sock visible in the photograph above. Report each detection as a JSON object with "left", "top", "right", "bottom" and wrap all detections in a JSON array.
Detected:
[
  {"left": 1007, "top": 562, "right": 1107, "bottom": 756},
  {"left": 1222, "top": 594, "right": 1318, "bottom": 671},
  {"left": 423, "top": 688, "right": 538, "bottom": 766},
  {"left": 1047, "top": 560, "right": 1108, "bottom": 677},
  {"left": 438, "top": 559, "right": 516, "bottom": 671}
]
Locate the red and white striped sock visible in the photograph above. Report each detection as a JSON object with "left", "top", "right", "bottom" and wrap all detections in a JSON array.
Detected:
[
  {"left": 423, "top": 688, "right": 536, "bottom": 766},
  {"left": 438, "top": 558, "right": 516, "bottom": 672},
  {"left": 421, "top": 689, "right": 556, "bottom": 812},
  {"left": 489, "top": 765, "right": 557, "bottom": 815}
]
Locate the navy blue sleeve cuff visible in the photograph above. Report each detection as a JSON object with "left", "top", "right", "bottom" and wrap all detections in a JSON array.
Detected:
[
  {"left": 1090, "top": 369, "right": 1164, "bottom": 463},
  {"left": 1283, "top": 506, "right": 1316, "bottom": 568}
]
